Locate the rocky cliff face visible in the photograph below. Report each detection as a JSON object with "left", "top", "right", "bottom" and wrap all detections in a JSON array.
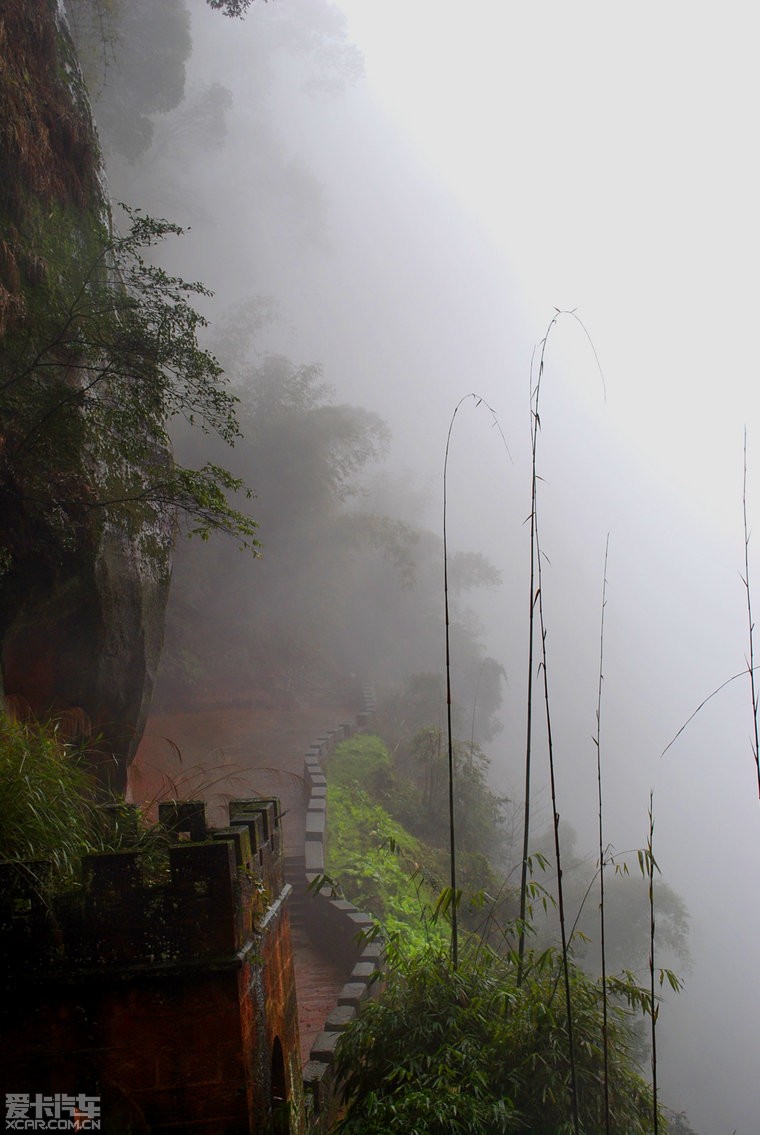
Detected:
[
  {"left": 2, "top": 515, "right": 173, "bottom": 792},
  {"left": 0, "top": 0, "right": 173, "bottom": 791}
]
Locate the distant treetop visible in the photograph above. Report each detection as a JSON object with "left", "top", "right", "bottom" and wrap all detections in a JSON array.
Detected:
[{"left": 206, "top": 0, "right": 262, "bottom": 16}]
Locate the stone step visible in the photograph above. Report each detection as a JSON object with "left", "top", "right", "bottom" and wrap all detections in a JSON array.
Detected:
[
  {"left": 283, "top": 855, "right": 306, "bottom": 885},
  {"left": 283, "top": 855, "right": 308, "bottom": 927}
]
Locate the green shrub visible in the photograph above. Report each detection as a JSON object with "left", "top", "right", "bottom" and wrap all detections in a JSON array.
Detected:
[
  {"left": 0, "top": 712, "right": 100, "bottom": 883},
  {"left": 334, "top": 942, "right": 663, "bottom": 1135},
  {"left": 326, "top": 781, "right": 448, "bottom": 951},
  {"left": 325, "top": 736, "right": 449, "bottom": 949},
  {"left": 325, "top": 734, "right": 512, "bottom": 947},
  {"left": 327, "top": 734, "right": 393, "bottom": 796},
  {"left": 0, "top": 711, "right": 167, "bottom": 888}
]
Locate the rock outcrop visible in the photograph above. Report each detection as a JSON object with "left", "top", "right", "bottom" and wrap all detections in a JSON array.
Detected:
[
  {"left": 2, "top": 515, "right": 172, "bottom": 792},
  {"left": 0, "top": 0, "right": 173, "bottom": 790}
]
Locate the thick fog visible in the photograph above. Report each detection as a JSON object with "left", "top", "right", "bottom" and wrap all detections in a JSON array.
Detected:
[{"left": 94, "top": 2, "right": 760, "bottom": 1130}]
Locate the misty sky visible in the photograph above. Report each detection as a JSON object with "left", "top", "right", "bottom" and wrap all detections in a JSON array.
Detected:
[
  {"left": 113, "top": 3, "right": 760, "bottom": 1129},
  {"left": 295, "top": 16, "right": 760, "bottom": 1129},
  {"left": 336, "top": 1, "right": 758, "bottom": 523}
]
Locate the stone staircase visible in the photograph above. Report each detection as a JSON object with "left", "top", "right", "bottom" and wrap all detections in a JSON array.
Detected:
[{"left": 283, "top": 851, "right": 307, "bottom": 933}]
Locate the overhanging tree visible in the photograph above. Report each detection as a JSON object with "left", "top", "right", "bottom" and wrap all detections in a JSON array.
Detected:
[{"left": 0, "top": 205, "right": 258, "bottom": 574}]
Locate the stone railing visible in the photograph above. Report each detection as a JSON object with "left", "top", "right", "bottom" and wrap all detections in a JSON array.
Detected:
[
  {"left": 0, "top": 798, "right": 304, "bottom": 1133},
  {"left": 297, "top": 687, "right": 384, "bottom": 1132},
  {"left": 0, "top": 797, "right": 286, "bottom": 973}
]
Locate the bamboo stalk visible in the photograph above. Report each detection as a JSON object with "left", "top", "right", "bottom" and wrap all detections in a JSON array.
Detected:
[
  {"left": 595, "top": 535, "right": 611, "bottom": 1135},
  {"left": 647, "top": 792, "right": 659, "bottom": 1135},
  {"left": 534, "top": 502, "right": 580, "bottom": 1135},
  {"left": 442, "top": 393, "right": 506, "bottom": 969},
  {"left": 742, "top": 429, "right": 760, "bottom": 798}
]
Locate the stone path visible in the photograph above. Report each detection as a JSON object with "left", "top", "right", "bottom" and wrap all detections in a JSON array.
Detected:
[
  {"left": 289, "top": 924, "right": 347, "bottom": 1064},
  {"left": 129, "top": 703, "right": 355, "bottom": 1063}
]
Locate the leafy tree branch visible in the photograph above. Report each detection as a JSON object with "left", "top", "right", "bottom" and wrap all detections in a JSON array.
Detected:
[{"left": 0, "top": 205, "right": 259, "bottom": 564}]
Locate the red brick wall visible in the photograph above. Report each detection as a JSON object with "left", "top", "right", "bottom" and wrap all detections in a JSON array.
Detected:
[
  {"left": 4, "top": 971, "right": 248, "bottom": 1131},
  {"left": 0, "top": 801, "right": 304, "bottom": 1134}
]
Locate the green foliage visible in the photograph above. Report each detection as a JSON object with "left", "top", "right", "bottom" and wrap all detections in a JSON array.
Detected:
[
  {"left": 233, "top": 354, "right": 390, "bottom": 520},
  {"left": 324, "top": 734, "right": 510, "bottom": 950},
  {"left": 377, "top": 670, "right": 445, "bottom": 729},
  {"left": 326, "top": 737, "right": 447, "bottom": 950},
  {"left": 369, "top": 610, "right": 504, "bottom": 749},
  {"left": 662, "top": 1111, "right": 700, "bottom": 1135},
  {"left": 157, "top": 347, "right": 394, "bottom": 700},
  {"left": 364, "top": 694, "right": 513, "bottom": 882},
  {"left": 322, "top": 734, "right": 689, "bottom": 1132},
  {"left": 527, "top": 827, "right": 690, "bottom": 979},
  {"left": 67, "top": 0, "right": 193, "bottom": 161},
  {"left": 400, "top": 727, "right": 511, "bottom": 865},
  {"left": 577, "top": 866, "right": 690, "bottom": 978},
  {"left": 0, "top": 712, "right": 100, "bottom": 883},
  {"left": 325, "top": 734, "right": 393, "bottom": 795},
  {"left": 326, "top": 784, "right": 447, "bottom": 950},
  {"left": 0, "top": 205, "right": 258, "bottom": 576},
  {"left": 0, "top": 710, "right": 171, "bottom": 889},
  {"left": 157, "top": 311, "right": 506, "bottom": 708},
  {"left": 333, "top": 942, "right": 665, "bottom": 1135},
  {"left": 157, "top": 313, "right": 504, "bottom": 713},
  {"left": 206, "top": 0, "right": 258, "bottom": 16}
]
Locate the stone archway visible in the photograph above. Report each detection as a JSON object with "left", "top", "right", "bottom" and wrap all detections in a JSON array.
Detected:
[{"left": 271, "top": 1035, "right": 289, "bottom": 1134}]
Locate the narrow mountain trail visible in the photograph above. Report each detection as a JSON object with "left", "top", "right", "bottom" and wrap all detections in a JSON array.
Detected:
[{"left": 128, "top": 702, "right": 355, "bottom": 1064}]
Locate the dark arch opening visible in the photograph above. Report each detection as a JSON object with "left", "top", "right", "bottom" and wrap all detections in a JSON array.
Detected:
[{"left": 271, "top": 1036, "right": 289, "bottom": 1134}]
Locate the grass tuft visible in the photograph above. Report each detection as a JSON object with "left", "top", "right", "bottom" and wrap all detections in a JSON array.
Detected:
[{"left": 0, "top": 710, "right": 100, "bottom": 883}]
